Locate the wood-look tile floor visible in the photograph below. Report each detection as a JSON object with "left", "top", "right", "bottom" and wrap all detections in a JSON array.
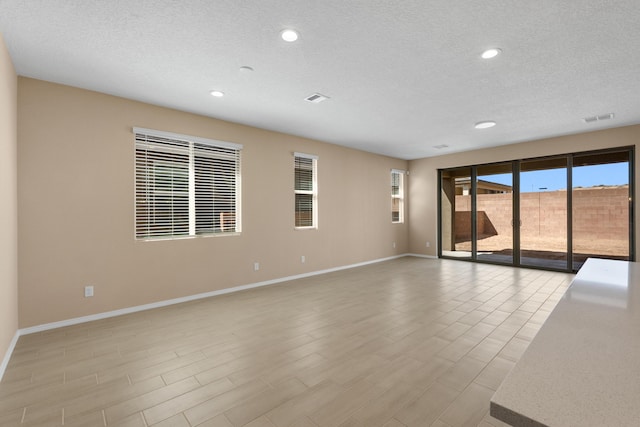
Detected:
[{"left": 0, "top": 257, "right": 574, "bottom": 427}]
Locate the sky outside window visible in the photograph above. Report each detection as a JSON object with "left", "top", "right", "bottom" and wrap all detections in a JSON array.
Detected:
[{"left": 482, "top": 162, "right": 628, "bottom": 192}]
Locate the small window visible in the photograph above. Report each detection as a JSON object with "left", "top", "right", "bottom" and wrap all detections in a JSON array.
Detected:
[
  {"left": 294, "top": 153, "right": 318, "bottom": 228},
  {"left": 134, "top": 127, "right": 242, "bottom": 240},
  {"left": 391, "top": 169, "right": 405, "bottom": 223}
]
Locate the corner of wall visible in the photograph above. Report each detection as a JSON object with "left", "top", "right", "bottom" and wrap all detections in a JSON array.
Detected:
[
  {"left": 0, "top": 32, "right": 20, "bottom": 381},
  {"left": 407, "top": 157, "right": 438, "bottom": 256}
]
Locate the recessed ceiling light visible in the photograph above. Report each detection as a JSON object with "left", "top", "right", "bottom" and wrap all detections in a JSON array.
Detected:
[
  {"left": 481, "top": 48, "right": 502, "bottom": 59},
  {"left": 475, "top": 121, "right": 496, "bottom": 129},
  {"left": 209, "top": 90, "right": 224, "bottom": 97},
  {"left": 281, "top": 29, "right": 299, "bottom": 42}
]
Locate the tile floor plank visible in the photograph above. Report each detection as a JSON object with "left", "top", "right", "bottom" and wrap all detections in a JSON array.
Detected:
[
  {"left": 182, "top": 379, "right": 271, "bottom": 426},
  {"left": 143, "top": 377, "right": 235, "bottom": 425},
  {"left": 394, "top": 381, "right": 459, "bottom": 427}
]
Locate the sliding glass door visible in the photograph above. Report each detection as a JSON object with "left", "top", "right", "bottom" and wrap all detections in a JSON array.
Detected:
[
  {"left": 476, "top": 163, "right": 514, "bottom": 264},
  {"left": 519, "top": 157, "right": 568, "bottom": 269},
  {"left": 438, "top": 146, "right": 634, "bottom": 272},
  {"left": 572, "top": 150, "right": 631, "bottom": 270},
  {"left": 440, "top": 167, "right": 472, "bottom": 259}
]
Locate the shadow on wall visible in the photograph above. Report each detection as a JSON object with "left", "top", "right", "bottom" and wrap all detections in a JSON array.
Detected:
[{"left": 454, "top": 211, "right": 497, "bottom": 243}]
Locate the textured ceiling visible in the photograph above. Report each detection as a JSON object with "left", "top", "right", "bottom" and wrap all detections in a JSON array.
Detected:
[{"left": 1, "top": 0, "right": 640, "bottom": 160}]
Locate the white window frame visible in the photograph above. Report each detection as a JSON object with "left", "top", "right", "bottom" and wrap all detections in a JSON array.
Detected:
[
  {"left": 391, "top": 169, "right": 405, "bottom": 224},
  {"left": 134, "top": 127, "right": 242, "bottom": 240},
  {"left": 294, "top": 152, "right": 318, "bottom": 229}
]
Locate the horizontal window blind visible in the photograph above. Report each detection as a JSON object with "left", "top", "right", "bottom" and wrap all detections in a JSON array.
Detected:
[
  {"left": 295, "top": 156, "right": 314, "bottom": 192},
  {"left": 135, "top": 128, "right": 241, "bottom": 240}
]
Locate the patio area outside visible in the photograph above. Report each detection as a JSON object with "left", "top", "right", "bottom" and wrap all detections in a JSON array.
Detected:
[{"left": 452, "top": 185, "right": 630, "bottom": 264}]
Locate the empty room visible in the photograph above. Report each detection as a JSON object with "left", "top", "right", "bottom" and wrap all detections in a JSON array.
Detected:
[{"left": 1, "top": 1, "right": 639, "bottom": 427}]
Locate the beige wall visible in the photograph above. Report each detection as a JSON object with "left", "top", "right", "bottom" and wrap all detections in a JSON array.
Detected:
[
  {"left": 408, "top": 125, "right": 640, "bottom": 256},
  {"left": 14, "top": 74, "right": 640, "bottom": 329},
  {"left": 17, "top": 77, "right": 409, "bottom": 328},
  {"left": 0, "top": 35, "right": 19, "bottom": 361}
]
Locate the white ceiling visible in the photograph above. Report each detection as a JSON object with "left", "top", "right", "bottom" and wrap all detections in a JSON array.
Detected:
[{"left": 1, "top": 0, "right": 639, "bottom": 160}]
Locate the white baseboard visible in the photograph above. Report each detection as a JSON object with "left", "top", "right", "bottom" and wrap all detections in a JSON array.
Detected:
[
  {"left": 19, "top": 254, "right": 410, "bottom": 336},
  {"left": 0, "top": 331, "right": 20, "bottom": 382},
  {"left": 406, "top": 253, "right": 438, "bottom": 259},
  {"left": 0, "top": 254, "right": 444, "bottom": 381}
]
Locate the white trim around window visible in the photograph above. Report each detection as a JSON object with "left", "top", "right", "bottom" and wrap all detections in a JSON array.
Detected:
[
  {"left": 294, "top": 152, "right": 318, "bottom": 229},
  {"left": 391, "top": 169, "right": 405, "bottom": 223},
  {"left": 134, "top": 127, "right": 242, "bottom": 240}
]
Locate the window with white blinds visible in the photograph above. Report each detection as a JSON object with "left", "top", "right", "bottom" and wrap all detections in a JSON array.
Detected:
[
  {"left": 134, "top": 127, "right": 242, "bottom": 240},
  {"left": 294, "top": 153, "right": 317, "bottom": 228},
  {"left": 391, "top": 169, "right": 405, "bottom": 223}
]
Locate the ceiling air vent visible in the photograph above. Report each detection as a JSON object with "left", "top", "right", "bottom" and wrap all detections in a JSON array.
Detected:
[
  {"left": 433, "top": 144, "right": 449, "bottom": 149},
  {"left": 305, "top": 93, "right": 329, "bottom": 103},
  {"left": 583, "top": 113, "right": 614, "bottom": 123}
]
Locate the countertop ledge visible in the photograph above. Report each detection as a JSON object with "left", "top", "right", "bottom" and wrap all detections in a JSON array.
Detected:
[{"left": 490, "top": 258, "right": 640, "bottom": 427}]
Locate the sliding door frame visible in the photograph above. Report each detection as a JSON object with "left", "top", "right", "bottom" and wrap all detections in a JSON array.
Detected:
[{"left": 438, "top": 145, "right": 635, "bottom": 273}]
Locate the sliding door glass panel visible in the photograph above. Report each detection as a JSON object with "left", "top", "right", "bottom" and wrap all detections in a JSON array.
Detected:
[
  {"left": 572, "top": 151, "right": 630, "bottom": 270},
  {"left": 476, "top": 163, "right": 514, "bottom": 264},
  {"left": 519, "top": 158, "right": 568, "bottom": 269},
  {"left": 440, "top": 168, "right": 472, "bottom": 259}
]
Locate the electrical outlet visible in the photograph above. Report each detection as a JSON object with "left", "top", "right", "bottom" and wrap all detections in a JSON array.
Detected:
[
  {"left": 254, "top": 262, "right": 260, "bottom": 271},
  {"left": 393, "top": 242, "right": 396, "bottom": 248},
  {"left": 84, "top": 285, "right": 94, "bottom": 297},
  {"left": 426, "top": 241, "right": 431, "bottom": 248},
  {"left": 301, "top": 255, "right": 306, "bottom": 263}
]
